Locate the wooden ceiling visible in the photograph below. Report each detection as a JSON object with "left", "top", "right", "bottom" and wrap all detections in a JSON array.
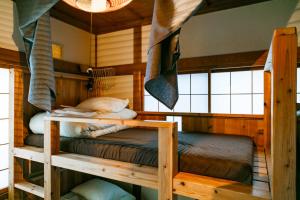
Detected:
[{"left": 50, "top": 0, "right": 270, "bottom": 35}]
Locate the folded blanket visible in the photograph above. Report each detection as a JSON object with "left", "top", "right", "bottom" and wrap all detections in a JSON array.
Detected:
[{"left": 29, "top": 108, "right": 137, "bottom": 138}]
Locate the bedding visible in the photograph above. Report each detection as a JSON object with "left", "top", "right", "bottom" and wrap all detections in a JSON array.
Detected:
[
  {"left": 25, "top": 128, "right": 253, "bottom": 184},
  {"left": 76, "top": 97, "right": 129, "bottom": 113},
  {"left": 29, "top": 108, "right": 137, "bottom": 138},
  {"left": 71, "top": 178, "right": 135, "bottom": 200}
]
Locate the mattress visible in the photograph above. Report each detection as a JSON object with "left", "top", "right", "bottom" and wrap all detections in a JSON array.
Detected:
[{"left": 25, "top": 128, "right": 253, "bottom": 184}]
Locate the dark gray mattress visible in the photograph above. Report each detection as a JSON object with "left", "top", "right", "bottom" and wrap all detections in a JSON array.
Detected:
[{"left": 25, "top": 128, "right": 253, "bottom": 184}]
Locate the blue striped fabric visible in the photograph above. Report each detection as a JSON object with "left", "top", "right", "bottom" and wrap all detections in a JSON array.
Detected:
[
  {"left": 145, "top": 0, "right": 205, "bottom": 109},
  {"left": 15, "top": 0, "right": 59, "bottom": 111}
]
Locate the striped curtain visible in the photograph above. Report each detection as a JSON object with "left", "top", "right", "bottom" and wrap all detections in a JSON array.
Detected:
[
  {"left": 15, "top": 0, "right": 59, "bottom": 111},
  {"left": 145, "top": 0, "right": 205, "bottom": 109}
]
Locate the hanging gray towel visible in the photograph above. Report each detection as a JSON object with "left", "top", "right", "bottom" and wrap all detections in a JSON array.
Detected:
[
  {"left": 145, "top": 0, "right": 205, "bottom": 109},
  {"left": 15, "top": 0, "right": 59, "bottom": 111}
]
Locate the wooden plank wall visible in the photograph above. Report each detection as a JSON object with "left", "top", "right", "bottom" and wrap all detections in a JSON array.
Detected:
[
  {"left": 138, "top": 112, "right": 265, "bottom": 146},
  {"left": 182, "top": 115, "right": 264, "bottom": 146},
  {"left": 22, "top": 72, "right": 90, "bottom": 128}
]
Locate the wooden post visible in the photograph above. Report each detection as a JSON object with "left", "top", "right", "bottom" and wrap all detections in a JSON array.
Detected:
[
  {"left": 158, "top": 123, "right": 178, "bottom": 200},
  {"left": 271, "top": 27, "right": 297, "bottom": 200},
  {"left": 9, "top": 68, "right": 24, "bottom": 200},
  {"left": 263, "top": 71, "right": 272, "bottom": 186},
  {"left": 134, "top": 26, "right": 142, "bottom": 64},
  {"left": 44, "top": 120, "right": 60, "bottom": 200},
  {"left": 133, "top": 71, "right": 144, "bottom": 111}
]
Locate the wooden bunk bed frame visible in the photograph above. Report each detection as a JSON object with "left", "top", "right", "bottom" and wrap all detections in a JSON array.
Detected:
[{"left": 8, "top": 27, "right": 297, "bottom": 200}]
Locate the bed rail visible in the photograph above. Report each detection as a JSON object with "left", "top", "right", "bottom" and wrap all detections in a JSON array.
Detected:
[
  {"left": 43, "top": 116, "right": 178, "bottom": 200},
  {"left": 265, "top": 27, "right": 297, "bottom": 200}
]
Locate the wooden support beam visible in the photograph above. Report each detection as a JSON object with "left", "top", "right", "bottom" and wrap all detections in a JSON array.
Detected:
[
  {"left": 158, "top": 124, "right": 178, "bottom": 200},
  {"left": 133, "top": 71, "right": 144, "bottom": 111},
  {"left": 173, "top": 172, "right": 270, "bottom": 200},
  {"left": 270, "top": 27, "right": 297, "bottom": 200},
  {"left": 44, "top": 121, "right": 60, "bottom": 200},
  {"left": 9, "top": 68, "right": 24, "bottom": 200},
  {"left": 52, "top": 153, "right": 158, "bottom": 189},
  {"left": 134, "top": 26, "right": 142, "bottom": 64}
]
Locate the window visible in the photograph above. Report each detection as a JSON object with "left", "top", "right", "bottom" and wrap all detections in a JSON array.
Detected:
[
  {"left": 0, "top": 68, "right": 9, "bottom": 190},
  {"left": 144, "top": 69, "right": 264, "bottom": 115},
  {"left": 211, "top": 70, "right": 264, "bottom": 114}
]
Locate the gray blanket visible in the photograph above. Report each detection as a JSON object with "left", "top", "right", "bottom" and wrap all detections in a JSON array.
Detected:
[
  {"left": 145, "top": 0, "right": 205, "bottom": 109},
  {"left": 15, "top": 0, "right": 58, "bottom": 111}
]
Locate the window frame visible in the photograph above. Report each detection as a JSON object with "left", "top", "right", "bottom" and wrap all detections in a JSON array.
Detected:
[
  {"left": 144, "top": 67, "right": 265, "bottom": 115},
  {"left": 0, "top": 67, "right": 10, "bottom": 193}
]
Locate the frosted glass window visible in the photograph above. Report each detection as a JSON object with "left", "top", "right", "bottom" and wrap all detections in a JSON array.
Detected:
[
  {"left": 178, "top": 74, "right": 190, "bottom": 94},
  {"left": 0, "top": 120, "right": 9, "bottom": 145},
  {"left": 0, "top": 69, "right": 9, "bottom": 93},
  {"left": 174, "top": 95, "right": 190, "bottom": 112},
  {"left": 144, "top": 96, "right": 158, "bottom": 111},
  {"left": 231, "top": 95, "right": 252, "bottom": 114},
  {"left": 298, "top": 94, "right": 300, "bottom": 103},
  {"left": 211, "top": 95, "right": 230, "bottom": 113},
  {"left": 0, "top": 144, "right": 8, "bottom": 170},
  {"left": 253, "top": 70, "right": 264, "bottom": 93},
  {"left": 159, "top": 102, "right": 172, "bottom": 112},
  {"left": 166, "top": 116, "right": 174, "bottom": 122},
  {"left": 231, "top": 71, "right": 251, "bottom": 94},
  {"left": 211, "top": 72, "right": 230, "bottom": 94},
  {"left": 253, "top": 94, "right": 264, "bottom": 114},
  {"left": 297, "top": 68, "right": 300, "bottom": 93},
  {"left": 0, "top": 94, "right": 9, "bottom": 118},
  {"left": 166, "top": 116, "right": 182, "bottom": 131},
  {"left": 0, "top": 170, "right": 8, "bottom": 189},
  {"left": 191, "top": 95, "right": 208, "bottom": 113},
  {"left": 174, "top": 117, "right": 182, "bottom": 131},
  {"left": 144, "top": 88, "right": 150, "bottom": 96},
  {"left": 191, "top": 73, "right": 208, "bottom": 94}
]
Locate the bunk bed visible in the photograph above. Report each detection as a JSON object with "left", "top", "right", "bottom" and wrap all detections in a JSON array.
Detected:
[{"left": 8, "top": 27, "right": 297, "bottom": 200}]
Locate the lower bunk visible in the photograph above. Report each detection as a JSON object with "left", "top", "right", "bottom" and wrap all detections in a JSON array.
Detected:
[{"left": 13, "top": 127, "right": 270, "bottom": 200}]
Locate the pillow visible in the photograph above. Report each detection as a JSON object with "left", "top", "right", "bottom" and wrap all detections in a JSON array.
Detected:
[
  {"left": 76, "top": 97, "right": 129, "bottom": 113},
  {"left": 29, "top": 112, "right": 47, "bottom": 134},
  {"left": 29, "top": 109, "right": 137, "bottom": 137},
  {"left": 61, "top": 192, "right": 87, "bottom": 200},
  {"left": 95, "top": 108, "right": 137, "bottom": 120},
  {"left": 71, "top": 179, "right": 135, "bottom": 200}
]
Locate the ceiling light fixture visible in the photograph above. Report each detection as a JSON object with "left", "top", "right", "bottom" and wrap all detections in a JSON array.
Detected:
[
  {"left": 75, "top": 0, "right": 107, "bottom": 13},
  {"left": 63, "top": 0, "right": 133, "bottom": 13}
]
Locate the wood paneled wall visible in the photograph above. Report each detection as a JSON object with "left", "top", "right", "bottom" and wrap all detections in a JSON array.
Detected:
[
  {"left": 182, "top": 115, "right": 264, "bottom": 146},
  {"left": 137, "top": 112, "right": 265, "bottom": 146},
  {"left": 22, "top": 71, "right": 90, "bottom": 130},
  {"left": 87, "top": 75, "right": 134, "bottom": 109},
  {"left": 97, "top": 29, "right": 134, "bottom": 67},
  {"left": 0, "top": 0, "right": 23, "bottom": 52}
]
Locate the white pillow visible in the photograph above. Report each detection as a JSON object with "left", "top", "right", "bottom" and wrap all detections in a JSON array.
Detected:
[
  {"left": 29, "top": 112, "right": 47, "bottom": 134},
  {"left": 95, "top": 108, "right": 137, "bottom": 120},
  {"left": 71, "top": 179, "right": 135, "bottom": 200},
  {"left": 76, "top": 97, "right": 129, "bottom": 113},
  {"left": 29, "top": 109, "right": 137, "bottom": 138}
]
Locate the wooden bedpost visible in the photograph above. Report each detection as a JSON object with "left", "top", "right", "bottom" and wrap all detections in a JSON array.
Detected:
[
  {"left": 133, "top": 71, "right": 144, "bottom": 111},
  {"left": 9, "top": 67, "right": 24, "bottom": 200},
  {"left": 44, "top": 120, "right": 60, "bottom": 200},
  {"left": 271, "top": 27, "right": 297, "bottom": 200},
  {"left": 158, "top": 123, "right": 178, "bottom": 200}
]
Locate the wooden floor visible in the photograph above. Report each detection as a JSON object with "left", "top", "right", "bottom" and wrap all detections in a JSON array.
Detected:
[{"left": 253, "top": 147, "right": 270, "bottom": 195}]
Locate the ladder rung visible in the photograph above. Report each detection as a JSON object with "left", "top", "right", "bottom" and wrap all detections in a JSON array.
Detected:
[{"left": 15, "top": 181, "right": 44, "bottom": 198}]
